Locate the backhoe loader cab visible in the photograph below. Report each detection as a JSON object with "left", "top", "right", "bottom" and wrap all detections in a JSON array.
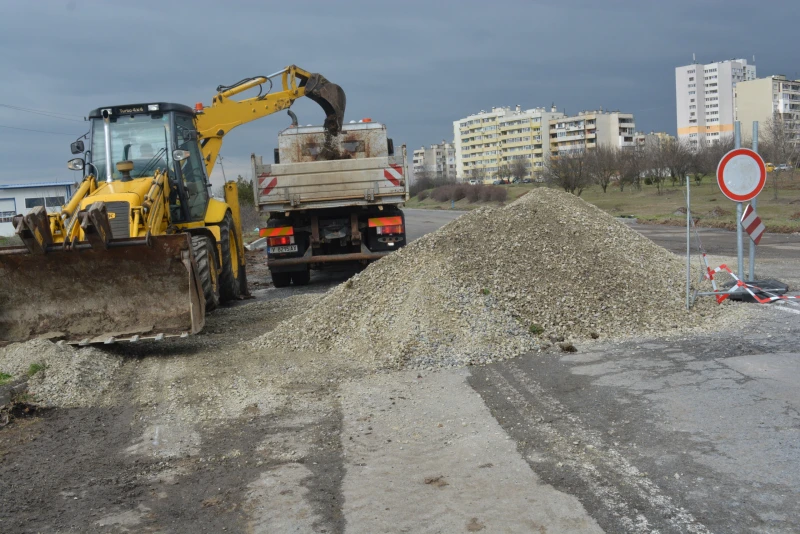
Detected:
[{"left": 77, "top": 103, "right": 211, "bottom": 224}]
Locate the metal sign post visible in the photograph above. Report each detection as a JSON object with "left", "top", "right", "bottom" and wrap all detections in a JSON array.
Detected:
[
  {"left": 735, "top": 123, "right": 743, "bottom": 280},
  {"left": 750, "top": 121, "right": 759, "bottom": 280},
  {"left": 715, "top": 121, "right": 766, "bottom": 286}
]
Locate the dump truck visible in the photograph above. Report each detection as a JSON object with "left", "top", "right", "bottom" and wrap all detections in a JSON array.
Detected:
[
  {"left": 0, "top": 66, "right": 345, "bottom": 345},
  {"left": 252, "top": 119, "right": 409, "bottom": 286}
]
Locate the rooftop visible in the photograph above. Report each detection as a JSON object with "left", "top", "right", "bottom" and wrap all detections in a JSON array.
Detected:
[{"left": 0, "top": 181, "right": 78, "bottom": 190}]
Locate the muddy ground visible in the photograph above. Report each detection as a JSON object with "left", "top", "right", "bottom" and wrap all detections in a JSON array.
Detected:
[{"left": 1, "top": 221, "right": 799, "bottom": 533}]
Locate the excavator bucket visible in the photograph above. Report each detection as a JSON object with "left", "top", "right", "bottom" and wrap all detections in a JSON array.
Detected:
[
  {"left": 303, "top": 73, "right": 347, "bottom": 135},
  {"left": 0, "top": 234, "right": 205, "bottom": 345}
]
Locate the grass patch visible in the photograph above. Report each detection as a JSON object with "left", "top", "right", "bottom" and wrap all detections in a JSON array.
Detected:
[
  {"left": 529, "top": 324, "right": 544, "bottom": 336},
  {"left": 0, "top": 235, "right": 22, "bottom": 247},
  {"left": 27, "top": 363, "right": 47, "bottom": 377},
  {"left": 0, "top": 372, "right": 12, "bottom": 385},
  {"left": 481, "top": 288, "right": 490, "bottom": 295}
]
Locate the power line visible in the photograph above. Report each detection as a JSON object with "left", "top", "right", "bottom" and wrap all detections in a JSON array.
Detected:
[
  {"left": 0, "top": 104, "right": 84, "bottom": 122},
  {"left": 0, "top": 124, "right": 80, "bottom": 136}
]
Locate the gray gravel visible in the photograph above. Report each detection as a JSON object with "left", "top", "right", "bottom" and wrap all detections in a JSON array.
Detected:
[
  {"left": 0, "top": 338, "right": 121, "bottom": 407},
  {"left": 254, "top": 189, "right": 730, "bottom": 370}
]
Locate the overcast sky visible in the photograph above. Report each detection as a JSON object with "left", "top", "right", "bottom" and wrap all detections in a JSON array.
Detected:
[{"left": 1, "top": 0, "right": 798, "bottom": 188}]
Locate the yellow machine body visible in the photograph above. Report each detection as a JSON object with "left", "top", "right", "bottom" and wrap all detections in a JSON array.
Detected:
[{"left": 0, "top": 65, "right": 345, "bottom": 345}]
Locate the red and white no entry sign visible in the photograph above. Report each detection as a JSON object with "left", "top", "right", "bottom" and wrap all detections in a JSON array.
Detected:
[{"left": 716, "top": 148, "right": 766, "bottom": 202}]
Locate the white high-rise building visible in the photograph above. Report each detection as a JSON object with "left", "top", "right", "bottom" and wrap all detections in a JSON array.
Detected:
[
  {"left": 453, "top": 105, "right": 564, "bottom": 180},
  {"left": 735, "top": 75, "right": 800, "bottom": 147},
  {"left": 676, "top": 58, "right": 756, "bottom": 148},
  {"left": 412, "top": 141, "right": 457, "bottom": 181}
]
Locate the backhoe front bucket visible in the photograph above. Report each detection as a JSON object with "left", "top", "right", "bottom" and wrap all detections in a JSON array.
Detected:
[{"left": 0, "top": 234, "right": 205, "bottom": 345}]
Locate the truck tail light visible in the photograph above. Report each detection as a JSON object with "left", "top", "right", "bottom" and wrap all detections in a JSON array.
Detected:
[
  {"left": 376, "top": 224, "right": 403, "bottom": 235},
  {"left": 368, "top": 216, "right": 403, "bottom": 235},
  {"left": 268, "top": 235, "right": 295, "bottom": 246}
]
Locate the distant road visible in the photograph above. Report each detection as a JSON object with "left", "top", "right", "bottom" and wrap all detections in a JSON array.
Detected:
[{"left": 403, "top": 208, "right": 465, "bottom": 242}]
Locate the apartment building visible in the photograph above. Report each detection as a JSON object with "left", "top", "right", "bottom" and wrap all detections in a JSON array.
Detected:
[
  {"left": 676, "top": 58, "right": 756, "bottom": 147},
  {"left": 412, "top": 141, "right": 457, "bottom": 181},
  {"left": 736, "top": 74, "right": 800, "bottom": 145},
  {"left": 634, "top": 131, "right": 676, "bottom": 149},
  {"left": 452, "top": 105, "right": 564, "bottom": 180},
  {"left": 548, "top": 110, "right": 636, "bottom": 154}
]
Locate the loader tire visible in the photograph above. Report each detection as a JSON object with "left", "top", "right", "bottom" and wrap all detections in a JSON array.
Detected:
[
  {"left": 192, "top": 235, "right": 219, "bottom": 312},
  {"left": 217, "top": 212, "right": 241, "bottom": 302}
]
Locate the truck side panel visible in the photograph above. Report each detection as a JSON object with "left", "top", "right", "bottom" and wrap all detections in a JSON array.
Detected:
[{"left": 253, "top": 155, "right": 408, "bottom": 211}]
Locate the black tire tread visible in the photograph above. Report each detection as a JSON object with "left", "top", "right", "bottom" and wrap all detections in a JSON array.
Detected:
[
  {"left": 191, "top": 235, "right": 219, "bottom": 312},
  {"left": 217, "top": 213, "right": 241, "bottom": 302}
]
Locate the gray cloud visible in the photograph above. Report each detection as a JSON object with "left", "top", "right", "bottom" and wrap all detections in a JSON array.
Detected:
[{"left": 1, "top": 0, "right": 798, "bottom": 186}]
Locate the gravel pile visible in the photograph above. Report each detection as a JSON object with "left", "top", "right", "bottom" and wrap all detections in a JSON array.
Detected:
[
  {"left": 254, "top": 188, "right": 722, "bottom": 370},
  {"left": 0, "top": 339, "right": 121, "bottom": 407}
]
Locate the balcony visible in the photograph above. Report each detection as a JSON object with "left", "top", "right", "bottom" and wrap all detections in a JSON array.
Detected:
[{"left": 556, "top": 133, "right": 586, "bottom": 142}]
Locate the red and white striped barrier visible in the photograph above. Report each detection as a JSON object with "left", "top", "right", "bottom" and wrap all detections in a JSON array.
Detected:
[
  {"left": 706, "top": 264, "right": 799, "bottom": 304},
  {"left": 741, "top": 204, "right": 765, "bottom": 245},
  {"left": 383, "top": 164, "right": 403, "bottom": 186}
]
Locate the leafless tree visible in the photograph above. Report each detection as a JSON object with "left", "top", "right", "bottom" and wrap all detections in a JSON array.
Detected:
[
  {"left": 510, "top": 159, "right": 528, "bottom": 182},
  {"left": 585, "top": 145, "right": 618, "bottom": 193},
  {"left": 411, "top": 168, "right": 435, "bottom": 196},
  {"left": 644, "top": 139, "right": 680, "bottom": 195},
  {"left": 543, "top": 149, "right": 590, "bottom": 196},
  {"left": 760, "top": 115, "right": 799, "bottom": 200},
  {"left": 469, "top": 166, "right": 488, "bottom": 183},
  {"left": 694, "top": 135, "right": 734, "bottom": 185},
  {"left": 495, "top": 164, "right": 512, "bottom": 183},
  {"left": 662, "top": 139, "right": 693, "bottom": 188},
  {"left": 617, "top": 147, "right": 645, "bottom": 192}
]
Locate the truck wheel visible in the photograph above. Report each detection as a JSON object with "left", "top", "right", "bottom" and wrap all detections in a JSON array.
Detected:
[
  {"left": 191, "top": 235, "right": 219, "bottom": 312},
  {"left": 271, "top": 270, "right": 291, "bottom": 288},
  {"left": 217, "top": 212, "right": 241, "bottom": 302},
  {"left": 291, "top": 268, "right": 310, "bottom": 286}
]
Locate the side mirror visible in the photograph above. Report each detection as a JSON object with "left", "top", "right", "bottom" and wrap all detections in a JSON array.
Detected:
[
  {"left": 70, "top": 140, "right": 85, "bottom": 154},
  {"left": 67, "top": 158, "right": 85, "bottom": 171},
  {"left": 173, "top": 149, "right": 190, "bottom": 162}
]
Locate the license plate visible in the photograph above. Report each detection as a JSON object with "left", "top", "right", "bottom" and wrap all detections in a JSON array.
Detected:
[{"left": 268, "top": 245, "right": 298, "bottom": 254}]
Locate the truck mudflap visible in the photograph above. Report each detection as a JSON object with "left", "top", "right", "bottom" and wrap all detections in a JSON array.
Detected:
[{"left": 0, "top": 234, "right": 205, "bottom": 345}]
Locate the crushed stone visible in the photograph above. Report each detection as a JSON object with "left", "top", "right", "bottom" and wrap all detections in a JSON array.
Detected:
[
  {"left": 254, "top": 188, "right": 726, "bottom": 370},
  {"left": 0, "top": 338, "right": 122, "bottom": 408}
]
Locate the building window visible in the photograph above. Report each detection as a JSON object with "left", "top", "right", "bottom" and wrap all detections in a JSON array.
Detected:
[{"left": 25, "top": 197, "right": 45, "bottom": 209}]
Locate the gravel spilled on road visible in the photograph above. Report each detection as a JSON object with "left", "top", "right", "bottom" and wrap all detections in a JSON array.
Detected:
[{"left": 254, "top": 188, "right": 725, "bottom": 370}]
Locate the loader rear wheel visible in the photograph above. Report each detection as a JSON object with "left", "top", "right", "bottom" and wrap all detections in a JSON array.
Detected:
[
  {"left": 217, "top": 212, "right": 241, "bottom": 302},
  {"left": 192, "top": 235, "right": 219, "bottom": 312}
]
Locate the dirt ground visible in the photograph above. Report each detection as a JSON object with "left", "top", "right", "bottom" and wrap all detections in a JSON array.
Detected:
[{"left": 1, "top": 230, "right": 799, "bottom": 533}]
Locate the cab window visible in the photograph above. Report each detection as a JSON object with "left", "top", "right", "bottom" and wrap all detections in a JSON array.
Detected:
[{"left": 174, "top": 114, "right": 209, "bottom": 221}]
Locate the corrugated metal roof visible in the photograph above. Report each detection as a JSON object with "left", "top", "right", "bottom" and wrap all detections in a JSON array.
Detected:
[{"left": 0, "top": 181, "right": 78, "bottom": 190}]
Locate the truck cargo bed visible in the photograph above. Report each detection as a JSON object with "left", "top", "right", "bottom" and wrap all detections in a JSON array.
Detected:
[{"left": 252, "top": 122, "right": 409, "bottom": 213}]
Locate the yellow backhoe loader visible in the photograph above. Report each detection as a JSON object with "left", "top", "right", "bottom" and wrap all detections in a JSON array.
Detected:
[{"left": 0, "top": 66, "right": 345, "bottom": 345}]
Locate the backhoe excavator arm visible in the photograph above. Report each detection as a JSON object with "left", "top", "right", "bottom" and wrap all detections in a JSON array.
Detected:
[{"left": 195, "top": 65, "right": 346, "bottom": 177}]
